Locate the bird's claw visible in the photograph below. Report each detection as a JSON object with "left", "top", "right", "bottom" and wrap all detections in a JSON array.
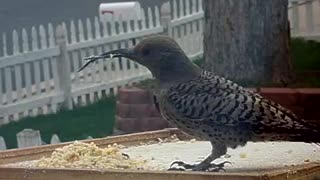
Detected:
[
  {"left": 169, "top": 161, "right": 195, "bottom": 169},
  {"left": 122, "top": 153, "right": 130, "bottom": 159},
  {"left": 168, "top": 160, "right": 231, "bottom": 172}
]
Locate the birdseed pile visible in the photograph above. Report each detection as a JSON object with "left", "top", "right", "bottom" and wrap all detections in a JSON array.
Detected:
[
  {"left": 4, "top": 135, "right": 320, "bottom": 172},
  {"left": 34, "top": 141, "right": 148, "bottom": 170}
]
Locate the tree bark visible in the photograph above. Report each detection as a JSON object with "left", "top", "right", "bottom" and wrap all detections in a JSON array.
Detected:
[{"left": 203, "top": 0, "right": 294, "bottom": 86}]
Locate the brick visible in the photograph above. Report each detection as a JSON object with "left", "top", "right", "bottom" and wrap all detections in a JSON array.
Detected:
[
  {"left": 149, "top": 105, "right": 162, "bottom": 117},
  {"left": 145, "top": 117, "right": 169, "bottom": 130},
  {"left": 116, "top": 102, "right": 154, "bottom": 118},
  {"left": 296, "top": 88, "right": 320, "bottom": 107},
  {"left": 115, "top": 116, "right": 169, "bottom": 133},
  {"left": 259, "top": 88, "right": 299, "bottom": 106},
  {"left": 115, "top": 116, "right": 136, "bottom": 133},
  {"left": 296, "top": 89, "right": 320, "bottom": 120},
  {"left": 118, "top": 87, "right": 153, "bottom": 104},
  {"left": 131, "top": 117, "right": 146, "bottom": 132}
]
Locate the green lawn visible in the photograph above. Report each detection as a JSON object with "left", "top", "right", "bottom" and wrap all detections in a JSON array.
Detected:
[
  {"left": 0, "top": 97, "right": 116, "bottom": 149},
  {"left": 291, "top": 38, "right": 320, "bottom": 72}
]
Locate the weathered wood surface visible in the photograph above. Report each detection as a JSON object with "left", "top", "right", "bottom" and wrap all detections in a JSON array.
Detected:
[
  {"left": 0, "top": 129, "right": 319, "bottom": 180},
  {"left": 0, "top": 128, "right": 183, "bottom": 165},
  {"left": 0, "top": 166, "right": 318, "bottom": 180}
]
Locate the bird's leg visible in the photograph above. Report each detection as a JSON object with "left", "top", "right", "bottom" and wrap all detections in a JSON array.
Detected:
[{"left": 168, "top": 143, "right": 229, "bottom": 172}]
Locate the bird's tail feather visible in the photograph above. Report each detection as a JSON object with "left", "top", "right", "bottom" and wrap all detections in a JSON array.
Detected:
[{"left": 288, "top": 129, "right": 320, "bottom": 144}]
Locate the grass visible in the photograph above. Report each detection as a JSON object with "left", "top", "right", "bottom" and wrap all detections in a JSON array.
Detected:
[
  {"left": 0, "top": 96, "right": 116, "bottom": 149},
  {"left": 291, "top": 38, "right": 320, "bottom": 72}
]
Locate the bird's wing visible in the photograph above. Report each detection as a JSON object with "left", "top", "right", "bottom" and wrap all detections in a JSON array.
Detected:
[
  {"left": 164, "top": 72, "right": 318, "bottom": 139},
  {"left": 199, "top": 71, "right": 300, "bottom": 121}
]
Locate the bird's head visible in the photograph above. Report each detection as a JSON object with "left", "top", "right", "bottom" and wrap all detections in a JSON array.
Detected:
[{"left": 79, "top": 35, "right": 200, "bottom": 86}]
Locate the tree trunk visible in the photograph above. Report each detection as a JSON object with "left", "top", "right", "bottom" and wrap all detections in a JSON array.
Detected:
[{"left": 203, "top": 0, "right": 294, "bottom": 86}]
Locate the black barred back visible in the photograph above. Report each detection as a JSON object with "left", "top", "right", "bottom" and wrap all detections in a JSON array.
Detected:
[{"left": 158, "top": 70, "right": 319, "bottom": 147}]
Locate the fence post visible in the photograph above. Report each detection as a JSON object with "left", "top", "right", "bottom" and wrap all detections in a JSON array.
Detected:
[
  {"left": 50, "top": 134, "right": 61, "bottom": 144},
  {"left": 55, "top": 25, "right": 73, "bottom": 110},
  {"left": 291, "top": 1, "right": 299, "bottom": 34},
  {"left": 86, "top": 136, "right": 93, "bottom": 139},
  {"left": 160, "top": 2, "right": 172, "bottom": 36},
  {"left": 0, "top": 136, "right": 6, "bottom": 150},
  {"left": 16, "top": 129, "right": 42, "bottom": 148},
  {"left": 305, "top": 0, "right": 314, "bottom": 33}
]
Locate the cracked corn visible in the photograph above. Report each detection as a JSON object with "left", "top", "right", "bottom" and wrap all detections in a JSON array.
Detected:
[{"left": 34, "top": 141, "right": 147, "bottom": 170}]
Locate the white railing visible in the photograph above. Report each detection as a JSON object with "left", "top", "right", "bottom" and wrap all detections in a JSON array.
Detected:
[
  {"left": 0, "top": 6, "right": 162, "bottom": 124},
  {"left": 0, "top": 129, "right": 83, "bottom": 150},
  {"left": 0, "top": 0, "right": 319, "bottom": 125},
  {"left": 168, "top": 0, "right": 204, "bottom": 59},
  {"left": 289, "top": 0, "right": 320, "bottom": 40},
  {"left": 0, "top": 0, "right": 205, "bottom": 125}
]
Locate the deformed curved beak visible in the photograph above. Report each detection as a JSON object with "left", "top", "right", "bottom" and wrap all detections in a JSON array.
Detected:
[{"left": 78, "top": 48, "right": 136, "bottom": 72}]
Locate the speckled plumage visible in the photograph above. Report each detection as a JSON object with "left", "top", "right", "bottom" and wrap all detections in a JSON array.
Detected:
[
  {"left": 156, "top": 70, "right": 318, "bottom": 148},
  {"left": 79, "top": 35, "right": 319, "bottom": 171},
  {"left": 153, "top": 68, "right": 319, "bottom": 171}
]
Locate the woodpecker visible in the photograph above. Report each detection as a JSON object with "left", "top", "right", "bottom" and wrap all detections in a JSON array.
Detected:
[{"left": 79, "top": 35, "right": 319, "bottom": 172}]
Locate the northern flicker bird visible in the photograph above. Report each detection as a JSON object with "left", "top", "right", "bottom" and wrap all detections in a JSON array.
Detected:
[{"left": 79, "top": 35, "right": 319, "bottom": 172}]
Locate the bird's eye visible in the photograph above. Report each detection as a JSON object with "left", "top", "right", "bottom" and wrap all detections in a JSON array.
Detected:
[{"left": 142, "top": 49, "right": 150, "bottom": 56}]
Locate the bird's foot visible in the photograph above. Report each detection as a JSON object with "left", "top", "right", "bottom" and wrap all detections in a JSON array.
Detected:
[
  {"left": 168, "top": 161, "right": 231, "bottom": 172},
  {"left": 122, "top": 153, "right": 130, "bottom": 159}
]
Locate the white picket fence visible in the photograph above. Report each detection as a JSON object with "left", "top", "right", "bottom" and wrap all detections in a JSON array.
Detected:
[
  {"left": 0, "top": 0, "right": 319, "bottom": 125},
  {"left": 289, "top": 0, "right": 320, "bottom": 40},
  {"left": 0, "top": 129, "right": 73, "bottom": 150},
  {"left": 0, "top": 129, "right": 53, "bottom": 150},
  {"left": 0, "top": 0, "right": 204, "bottom": 125}
]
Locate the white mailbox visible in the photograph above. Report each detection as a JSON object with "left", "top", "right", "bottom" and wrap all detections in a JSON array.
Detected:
[{"left": 99, "top": 2, "right": 142, "bottom": 22}]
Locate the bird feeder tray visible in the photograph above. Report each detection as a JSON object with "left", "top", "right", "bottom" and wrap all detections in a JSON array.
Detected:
[{"left": 0, "top": 128, "right": 319, "bottom": 180}]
